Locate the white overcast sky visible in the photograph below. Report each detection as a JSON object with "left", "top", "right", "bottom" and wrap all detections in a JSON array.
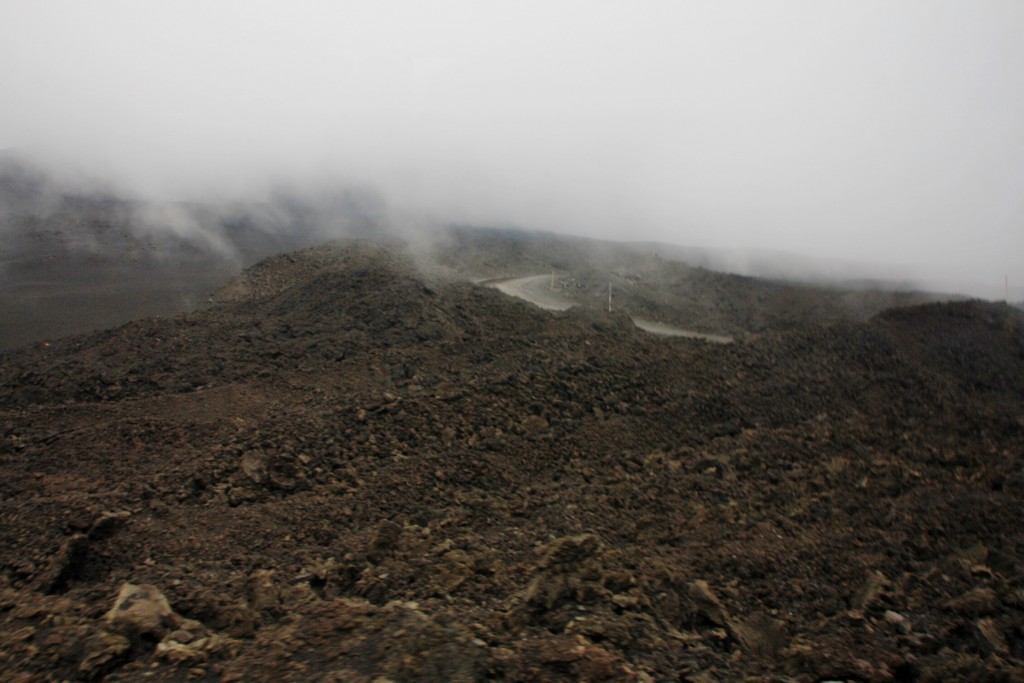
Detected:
[{"left": 1, "top": 1, "right": 1022, "bottom": 294}]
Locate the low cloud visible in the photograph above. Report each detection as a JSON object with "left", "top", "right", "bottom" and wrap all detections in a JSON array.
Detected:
[{"left": 1, "top": 2, "right": 1022, "bottom": 300}]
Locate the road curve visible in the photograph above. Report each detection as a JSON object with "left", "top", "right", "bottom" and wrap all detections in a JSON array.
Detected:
[
  {"left": 484, "top": 275, "right": 734, "bottom": 343},
  {"left": 488, "top": 275, "right": 572, "bottom": 311}
]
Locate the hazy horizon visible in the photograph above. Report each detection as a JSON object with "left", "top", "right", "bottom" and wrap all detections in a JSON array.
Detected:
[{"left": 2, "top": 1, "right": 1022, "bottom": 300}]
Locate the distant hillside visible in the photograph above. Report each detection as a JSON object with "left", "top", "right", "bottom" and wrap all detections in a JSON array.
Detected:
[
  {"left": 431, "top": 226, "right": 950, "bottom": 338},
  {"left": 0, "top": 158, "right": 329, "bottom": 349},
  {"left": 0, "top": 160, "right": 968, "bottom": 350}
]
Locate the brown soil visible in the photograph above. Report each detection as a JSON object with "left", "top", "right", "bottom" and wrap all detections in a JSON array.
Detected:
[{"left": 2, "top": 239, "right": 1024, "bottom": 681}]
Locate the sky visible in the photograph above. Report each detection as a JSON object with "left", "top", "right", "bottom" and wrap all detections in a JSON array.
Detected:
[{"left": 1, "top": 1, "right": 1022, "bottom": 297}]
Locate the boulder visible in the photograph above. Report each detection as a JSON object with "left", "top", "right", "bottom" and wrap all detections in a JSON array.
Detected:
[{"left": 104, "top": 583, "right": 178, "bottom": 641}]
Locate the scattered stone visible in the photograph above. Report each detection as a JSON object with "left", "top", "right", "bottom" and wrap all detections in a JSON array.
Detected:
[
  {"left": 521, "top": 415, "right": 549, "bottom": 434},
  {"left": 731, "top": 611, "right": 787, "bottom": 659},
  {"left": 88, "top": 510, "right": 131, "bottom": 539},
  {"left": 368, "top": 520, "right": 404, "bottom": 560},
  {"left": 247, "top": 569, "right": 283, "bottom": 613},
  {"left": 34, "top": 533, "right": 89, "bottom": 594},
  {"left": 218, "top": 598, "right": 486, "bottom": 682},
  {"left": 267, "top": 454, "right": 301, "bottom": 491},
  {"left": 688, "top": 580, "right": 729, "bottom": 627},
  {"left": 946, "top": 587, "right": 999, "bottom": 616},
  {"left": 537, "top": 534, "right": 602, "bottom": 570},
  {"left": 883, "top": 610, "right": 912, "bottom": 634},
  {"left": 850, "top": 570, "right": 889, "bottom": 611},
  {"left": 167, "top": 628, "right": 196, "bottom": 644},
  {"left": 156, "top": 638, "right": 207, "bottom": 664},
  {"left": 240, "top": 452, "right": 268, "bottom": 484},
  {"left": 520, "top": 535, "right": 604, "bottom": 624},
  {"left": 78, "top": 630, "right": 131, "bottom": 677},
  {"left": 973, "top": 618, "right": 1009, "bottom": 655},
  {"left": 611, "top": 593, "right": 639, "bottom": 610},
  {"left": 529, "top": 636, "right": 637, "bottom": 682}
]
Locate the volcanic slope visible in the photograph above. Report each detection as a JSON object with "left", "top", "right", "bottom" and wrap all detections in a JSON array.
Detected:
[
  {"left": 430, "top": 227, "right": 946, "bottom": 339},
  {"left": 1, "top": 240, "right": 1024, "bottom": 681}
]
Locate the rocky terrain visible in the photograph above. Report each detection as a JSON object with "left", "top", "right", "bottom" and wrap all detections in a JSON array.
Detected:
[
  {"left": 1, "top": 237, "right": 1023, "bottom": 681},
  {"left": 430, "top": 227, "right": 951, "bottom": 339}
]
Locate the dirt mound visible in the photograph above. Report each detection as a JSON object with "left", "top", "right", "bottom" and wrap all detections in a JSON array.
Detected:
[
  {"left": 875, "top": 301, "right": 1024, "bottom": 400},
  {"left": 1, "top": 240, "right": 1023, "bottom": 681}
]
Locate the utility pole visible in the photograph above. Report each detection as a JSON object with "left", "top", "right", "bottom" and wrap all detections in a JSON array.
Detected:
[
  {"left": 550, "top": 270, "right": 555, "bottom": 290},
  {"left": 608, "top": 282, "right": 613, "bottom": 313}
]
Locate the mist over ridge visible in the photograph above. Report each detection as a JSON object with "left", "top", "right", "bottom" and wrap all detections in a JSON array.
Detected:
[{"left": 1, "top": 1, "right": 1022, "bottom": 300}]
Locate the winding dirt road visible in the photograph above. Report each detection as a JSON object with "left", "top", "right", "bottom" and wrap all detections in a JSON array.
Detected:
[
  {"left": 485, "top": 275, "right": 734, "bottom": 343},
  {"left": 489, "top": 275, "right": 573, "bottom": 312}
]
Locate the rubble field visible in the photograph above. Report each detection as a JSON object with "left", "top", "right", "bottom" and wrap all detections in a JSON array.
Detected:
[{"left": 2, "top": 239, "right": 1023, "bottom": 681}]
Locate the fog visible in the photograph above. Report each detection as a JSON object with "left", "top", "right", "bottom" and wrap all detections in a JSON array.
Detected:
[{"left": 2, "top": 1, "right": 1023, "bottom": 299}]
